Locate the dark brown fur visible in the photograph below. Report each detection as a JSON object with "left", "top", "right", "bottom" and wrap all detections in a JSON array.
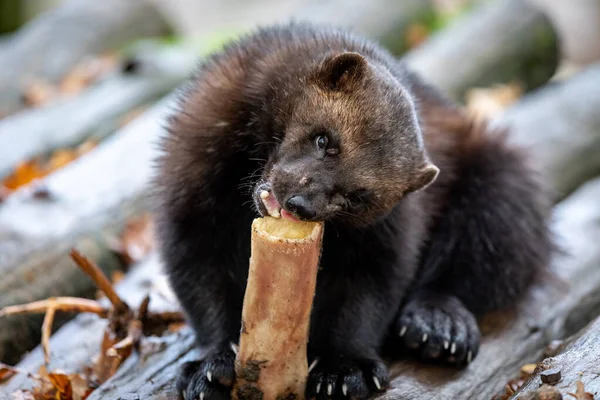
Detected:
[{"left": 153, "top": 22, "right": 553, "bottom": 400}]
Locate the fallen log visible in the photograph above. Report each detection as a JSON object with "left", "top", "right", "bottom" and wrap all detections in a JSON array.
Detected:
[
  {"left": 0, "top": 0, "right": 171, "bottom": 115},
  {"left": 155, "top": 0, "right": 436, "bottom": 56},
  {"left": 495, "top": 63, "right": 600, "bottom": 200},
  {"left": 404, "top": 0, "right": 559, "bottom": 101},
  {"left": 376, "top": 176, "right": 600, "bottom": 400},
  {"left": 511, "top": 316, "right": 600, "bottom": 399},
  {"left": 0, "top": 95, "right": 176, "bottom": 363},
  {"left": 5, "top": 173, "right": 599, "bottom": 400},
  {"left": 0, "top": 43, "right": 197, "bottom": 179}
]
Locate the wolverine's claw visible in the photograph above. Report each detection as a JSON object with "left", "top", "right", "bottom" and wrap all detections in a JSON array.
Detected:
[
  {"left": 444, "top": 340, "right": 449, "bottom": 350},
  {"left": 399, "top": 326, "right": 407, "bottom": 336},
  {"left": 316, "top": 382, "right": 322, "bottom": 394},
  {"left": 467, "top": 350, "right": 473, "bottom": 363},
  {"left": 342, "top": 383, "right": 348, "bottom": 396},
  {"left": 308, "top": 358, "right": 319, "bottom": 373},
  {"left": 206, "top": 370, "right": 212, "bottom": 382},
  {"left": 422, "top": 333, "right": 428, "bottom": 343},
  {"left": 450, "top": 342, "right": 457, "bottom": 355},
  {"left": 373, "top": 376, "right": 381, "bottom": 390},
  {"left": 230, "top": 342, "right": 239, "bottom": 355}
]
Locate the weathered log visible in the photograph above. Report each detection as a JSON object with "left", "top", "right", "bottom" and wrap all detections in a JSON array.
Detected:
[
  {"left": 0, "top": 44, "right": 197, "bottom": 179},
  {"left": 0, "top": 0, "right": 171, "bottom": 115},
  {"left": 375, "top": 176, "right": 600, "bottom": 400},
  {"left": 5, "top": 173, "right": 599, "bottom": 400},
  {"left": 0, "top": 95, "right": 176, "bottom": 363},
  {"left": 495, "top": 63, "right": 600, "bottom": 200},
  {"left": 403, "top": 0, "right": 559, "bottom": 101},
  {"left": 511, "top": 316, "right": 600, "bottom": 399},
  {"left": 155, "top": 0, "right": 436, "bottom": 56}
]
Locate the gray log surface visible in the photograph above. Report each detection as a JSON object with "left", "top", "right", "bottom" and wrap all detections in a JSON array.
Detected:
[
  {"left": 0, "top": 0, "right": 170, "bottom": 115},
  {"left": 404, "top": 0, "right": 559, "bottom": 101},
  {"left": 510, "top": 316, "right": 600, "bottom": 399}
]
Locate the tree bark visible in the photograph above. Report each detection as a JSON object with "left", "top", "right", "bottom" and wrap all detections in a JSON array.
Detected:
[
  {"left": 0, "top": 0, "right": 170, "bottom": 115},
  {"left": 404, "top": 0, "right": 559, "bottom": 101},
  {"left": 0, "top": 44, "right": 197, "bottom": 179},
  {"left": 511, "top": 315, "right": 600, "bottom": 399},
  {"left": 0, "top": 95, "right": 175, "bottom": 363}
]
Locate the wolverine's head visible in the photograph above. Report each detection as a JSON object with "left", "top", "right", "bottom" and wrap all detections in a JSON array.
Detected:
[{"left": 254, "top": 51, "right": 438, "bottom": 225}]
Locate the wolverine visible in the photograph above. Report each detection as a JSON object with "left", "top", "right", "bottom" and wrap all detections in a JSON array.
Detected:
[{"left": 153, "top": 22, "right": 553, "bottom": 400}]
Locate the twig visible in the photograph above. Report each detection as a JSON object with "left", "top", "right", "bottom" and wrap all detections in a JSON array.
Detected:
[
  {"left": 41, "top": 300, "right": 57, "bottom": 366},
  {"left": 0, "top": 297, "right": 109, "bottom": 317},
  {"left": 69, "top": 249, "right": 129, "bottom": 313}
]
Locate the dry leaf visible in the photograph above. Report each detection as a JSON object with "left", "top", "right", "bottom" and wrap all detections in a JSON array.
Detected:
[
  {"left": 465, "top": 82, "right": 523, "bottom": 120},
  {"left": 69, "top": 374, "right": 93, "bottom": 400},
  {"left": 111, "top": 270, "right": 125, "bottom": 285},
  {"left": 22, "top": 79, "right": 58, "bottom": 108},
  {"left": 0, "top": 363, "right": 18, "bottom": 383},
  {"left": 60, "top": 52, "right": 118, "bottom": 96},
  {"left": 48, "top": 373, "right": 73, "bottom": 399},
  {"left": 567, "top": 380, "right": 595, "bottom": 400},
  {"left": 520, "top": 363, "right": 538, "bottom": 376},
  {"left": 2, "top": 160, "right": 45, "bottom": 190},
  {"left": 405, "top": 23, "right": 431, "bottom": 49},
  {"left": 2, "top": 139, "right": 96, "bottom": 197},
  {"left": 0, "top": 185, "right": 10, "bottom": 202},
  {"left": 47, "top": 150, "right": 77, "bottom": 172},
  {"left": 117, "top": 214, "right": 155, "bottom": 264}
]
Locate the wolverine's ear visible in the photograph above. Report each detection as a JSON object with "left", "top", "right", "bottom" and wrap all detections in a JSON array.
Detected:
[
  {"left": 318, "top": 52, "right": 367, "bottom": 91},
  {"left": 407, "top": 163, "right": 439, "bottom": 193}
]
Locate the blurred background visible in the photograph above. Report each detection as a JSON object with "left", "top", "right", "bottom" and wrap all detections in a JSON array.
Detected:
[{"left": 1, "top": 1, "right": 600, "bottom": 399}]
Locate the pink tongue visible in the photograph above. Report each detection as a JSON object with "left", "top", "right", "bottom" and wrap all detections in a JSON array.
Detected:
[{"left": 281, "top": 209, "right": 301, "bottom": 222}]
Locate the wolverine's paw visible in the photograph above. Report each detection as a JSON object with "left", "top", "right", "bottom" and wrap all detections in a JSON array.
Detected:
[
  {"left": 305, "top": 356, "right": 388, "bottom": 399},
  {"left": 177, "top": 349, "right": 236, "bottom": 400},
  {"left": 395, "top": 292, "right": 480, "bottom": 366}
]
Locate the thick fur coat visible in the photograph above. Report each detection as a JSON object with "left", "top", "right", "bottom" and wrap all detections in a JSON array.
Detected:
[{"left": 153, "top": 22, "right": 553, "bottom": 400}]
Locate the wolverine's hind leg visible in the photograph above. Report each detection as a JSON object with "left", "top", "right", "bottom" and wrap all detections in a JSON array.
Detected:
[{"left": 392, "top": 123, "right": 553, "bottom": 365}]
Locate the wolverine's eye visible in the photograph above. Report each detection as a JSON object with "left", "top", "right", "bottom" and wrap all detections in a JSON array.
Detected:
[{"left": 315, "top": 134, "right": 329, "bottom": 150}]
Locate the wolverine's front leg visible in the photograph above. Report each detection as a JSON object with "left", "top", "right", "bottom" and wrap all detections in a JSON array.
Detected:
[
  {"left": 305, "top": 248, "right": 404, "bottom": 400},
  {"left": 159, "top": 209, "right": 252, "bottom": 400}
]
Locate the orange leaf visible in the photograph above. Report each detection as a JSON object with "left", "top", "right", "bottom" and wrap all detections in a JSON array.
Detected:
[
  {"left": 47, "top": 373, "right": 72, "bottom": 400},
  {"left": 2, "top": 160, "right": 46, "bottom": 190},
  {"left": 118, "top": 214, "right": 155, "bottom": 264},
  {"left": 47, "top": 150, "right": 77, "bottom": 173},
  {"left": 0, "top": 363, "right": 17, "bottom": 383}
]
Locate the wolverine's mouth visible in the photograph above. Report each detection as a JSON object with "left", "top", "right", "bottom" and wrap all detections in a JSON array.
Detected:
[{"left": 253, "top": 182, "right": 303, "bottom": 222}]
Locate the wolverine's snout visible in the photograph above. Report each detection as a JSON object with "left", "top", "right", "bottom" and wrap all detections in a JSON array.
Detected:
[{"left": 285, "top": 195, "right": 317, "bottom": 220}]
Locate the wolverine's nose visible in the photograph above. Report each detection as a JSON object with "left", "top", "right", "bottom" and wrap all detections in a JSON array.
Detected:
[{"left": 285, "top": 195, "right": 316, "bottom": 220}]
